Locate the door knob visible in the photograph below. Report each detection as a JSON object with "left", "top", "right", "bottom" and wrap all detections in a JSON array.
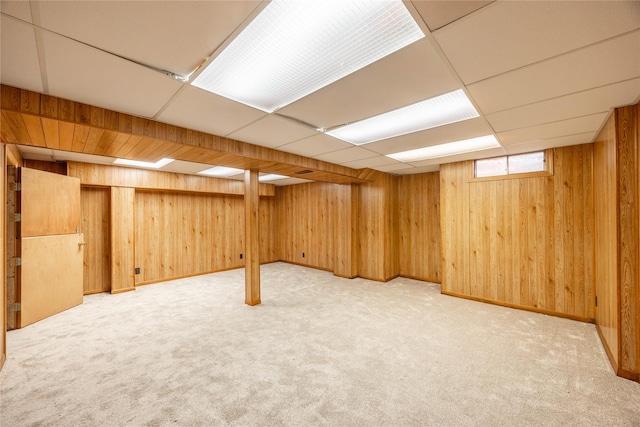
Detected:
[{"left": 78, "top": 241, "right": 87, "bottom": 247}]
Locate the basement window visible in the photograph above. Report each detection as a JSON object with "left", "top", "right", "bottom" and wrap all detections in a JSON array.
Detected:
[{"left": 473, "top": 150, "right": 552, "bottom": 180}]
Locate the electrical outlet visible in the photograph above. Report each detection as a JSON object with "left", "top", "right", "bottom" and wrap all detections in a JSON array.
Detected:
[
  {"left": 302, "top": 252, "right": 305, "bottom": 258},
  {"left": 240, "top": 253, "right": 243, "bottom": 259},
  {"left": 135, "top": 267, "right": 141, "bottom": 274}
]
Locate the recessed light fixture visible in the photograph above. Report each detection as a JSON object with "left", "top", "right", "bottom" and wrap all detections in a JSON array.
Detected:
[
  {"left": 114, "top": 158, "right": 174, "bottom": 169},
  {"left": 387, "top": 135, "right": 501, "bottom": 162},
  {"left": 198, "top": 166, "right": 244, "bottom": 177},
  {"left": 326, "top": 89, "right": 479, "bottom": 145},
  {"left": 259, "top": 174, "right": 288, "bottom": 182},
  {"left": 191, "top": 1, "right": 424, "bottom": 113}
]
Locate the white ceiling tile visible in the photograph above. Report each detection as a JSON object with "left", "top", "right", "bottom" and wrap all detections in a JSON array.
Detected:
[
  {"left": 1, "top": 16, "right": 43, "bottom": 92},
  {"left": 340, "top": 155, "right": 403, "bottom": 169},
  {"left": 271, "top": 177, "right": 312, "bottom": 187},
  {"left": 36, "top": 1, "right": 262, "bottom": 76},
  {"left": 408, "top": 146, "right": 506, "bottom": 167},
  {"left": 486, "top": 78, "right": 640, "bottom": 133},
  {"left": 504, "top": 132, "right": 597, "bottom": 155},
  {"left": 277, "top": 134, "right": 352, "bottom": 157},
  {"left": 434, "top": 1, "right": 640, "bottom": 84},
  {"left": 411, "top": 0, "right": 493, "bottom": 31},
  {"left": 313, "top": 147, "right": 378, "bottom": 164},
  {"left": 278, "top": 38, "right": 461, "bottom": 129},
  {"left": 227, "top": 115, "right": 318, "bottom": 149},
  {"left": 1, "top": 1, "right": 33, "bottom": 22},
  {"left": 469, "top": 31, "right": 640, "bottom": 114},
  {"left": 157, "top": 85, "right": 266, "bottom": 137},
  {"left": 364, "top": 117, "right": 493, "bottom": 155},
  {"left": 390, "top": 164, "right": 440, "bottom": 175},
  {"left": 159, "top": 160, "right": 221, "bottom": 175},
  {"left": 497, "top": 113, "right": 608, "bottom": 146},
  {"left": 42, "top": 31, "right": 182, "bottom": 118}
]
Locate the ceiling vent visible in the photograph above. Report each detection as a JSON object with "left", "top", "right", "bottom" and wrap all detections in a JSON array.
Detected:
[{"left": 296, "top": 170, "right": 313, "bottom": 175}]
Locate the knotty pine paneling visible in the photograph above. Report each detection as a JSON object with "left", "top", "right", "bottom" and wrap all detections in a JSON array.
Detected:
[
  {"left": 110, "top": 187, "right": 135, "bottom": 293},
  {"left": 398, "top": 173, "right": 441, "bottom": 283},
  {"left": 440, "top": 145, "right": 594, "bottom": 321},
  {"left": 276, "top": 182, "right": 336, "bottom": 271},
  {"left": 81, "top": 187, "right": 111, "bottom": 294},
  {"left": 359, "top": 174, "right": 400, "bottom": 281}
]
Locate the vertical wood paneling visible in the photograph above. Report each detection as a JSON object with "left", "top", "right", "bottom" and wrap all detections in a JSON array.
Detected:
[
  {"left": 81, "top": 187, "right": 111, "bottom": 294},
  {"left": 0, "top": 144, "right": 6, "bottom": 369},
  {"left": 259, "top": 196, "right": 278, "bottom": 264},
  {"left": 276, "top": 182, "right": 336, "bottom": 271},
  {"left": 334, "top": 184, "right": 359, "bottom": 278},
  {"left": 245, "top": 170, "right": 261, "bottom": 306},
  {"left": 134, "top": 191, "right": 248, "bottom": 284},
  {"left": 440, "top": 146, "right": 594, "bottom": 321},
  {"left": 398, "top": 173, "right": 441, "bottom": 282},
  {"left": 110, "top": 187, "right": 135, "bottom": 293}
]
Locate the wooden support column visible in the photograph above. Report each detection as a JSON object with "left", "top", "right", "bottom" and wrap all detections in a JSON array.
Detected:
[
  {"left": 244, "top": 170, "right": 260, "bottom": 306},
  {"left": 334, "top": 184, "right": 359, "bottom": 278},
  {"left": 110, "top": 187, "right": 135, "bottom": 294}
]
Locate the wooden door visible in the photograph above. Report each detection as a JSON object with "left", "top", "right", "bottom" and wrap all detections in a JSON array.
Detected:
[{"left": 13, "top": 168, "right": 84, "bottom": 328}]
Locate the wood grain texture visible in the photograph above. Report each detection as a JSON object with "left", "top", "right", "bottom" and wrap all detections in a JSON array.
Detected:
[
  {"left": 616, "top": 105, "right": 639, "bottom": 374},
  {"left": 68, "top": 162, "right": 275, "bottom": 197},
  {"left": 110, "top": 187, "right": 135, "bottom": 293},
  {"left": 594, "top": 112, "right": 619, "bottom": 367},
  {"left": 398, "top": 173, "right": 441, "bottom": 282},
  {"left": 20, "top": 234, "right": 84, "bottom": 327},
  {"left": 81, "top": 187, "right": 111, "bottom": 294},
  {"left": 440, "top": 146, "right": 594, "bottom": 320},
  {"left": 134, "top": 191, "right": 244, "bottom": 284},
  {"left": 1, "top": 85, "right": 373, "bottom": 185},
  {"left": 5, "top": 165, "right": 18, "bottom": 331},
  {"left": 24, "top": 159, "right": 67, "bottom": 175},
  {"left": 20, "top": 168, "right": 80, "bottom": 237},
  {"left": 0, "top": 144, "right": 5, "bottom": 369},
  {"left": 334, "top": 184, "right": 359, "bottom": 278},
  {"left": 276, "top": 182, "right": 336, "bottom": 271},
  {"left": 245, "top": 170, "right": 260, "bottom": 306}
]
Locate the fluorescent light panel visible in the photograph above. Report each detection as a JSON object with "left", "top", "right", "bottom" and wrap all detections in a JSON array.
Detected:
[
  {"left": 192, "top": 1, "right": 424, "bottom": 113},
  {"left": 259, "top": 174, "right": 288, "bottom": 182},
  {"left": 387, "top": 135, "right": 500, "bottom": 162},
  {"left": 327, "top": 89, "right": 479, "bottom": 145},
  {"left": 114, "top": 158, "right": 174, "bottom": 169},
  {"left": 198, "top": 166, "right": 244, "bottom": 177}
]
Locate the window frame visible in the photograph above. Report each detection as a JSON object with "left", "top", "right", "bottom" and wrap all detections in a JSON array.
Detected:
[{"left": 469, "top": 149, "right": 554, "bottom": 182}]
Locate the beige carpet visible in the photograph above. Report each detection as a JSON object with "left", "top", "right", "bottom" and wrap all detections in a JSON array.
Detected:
[{"left": 1, "top": 262, "right": 639, "bottom": 426}]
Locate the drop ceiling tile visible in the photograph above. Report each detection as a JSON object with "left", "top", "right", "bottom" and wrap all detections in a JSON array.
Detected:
[
  {"left": 497, "top": 113, "right": 608, "bottom": 146},
  {"left": 227, "top": 115, "right": 318, "bottom": 149},
  {"left": 364, "top": 117, "right": 493, "bottom": 155},
  {"left": 271, "top": 178, "right": 312, "bottom": 187},
  {"left": 504, "top": 132, "right": 597, "bottom": 155},
  {"left": 159, "top": 160, "right": 220, "bottom": 175},
  {"left": 42, "top": 31, "right": 182, "bottom": 118},
  {"left": 469, "top": 31, "right": 640, "bottom": 115},
  {"left": 434, "top": 1, "right": 640, "bottom": 84},
  {"left": 1, "top": 1, "right": 33, "bottom": 22},
  {"left": 278, "top": 38, "right": 460, "bottom": 129},
  {"left": 314, "top": 147, "right": 379, "bottom": 164},
  {"left": 486, "top": 78, "right": 640, "bottom": 133},
  {"left": 340, "top": 155, "right": 404, "bottom": 170},
  {"left": 157, "top": 85, "right": 266, "bottom": 137},
  {"left": 408, "top": 146, "right": 506, "bottom": 167},
  {"left": 411, "top": 0, "right": 493, "bottom": 31},
  {"left": 391, "top": 164, "right": 440, "bottom": 175},
  {"left": 36, "top": 1, "right": 262, "bottom": 76},
  {"left": 277, "top": 134, "right": 352, "bottom": 157},
  {"left": 1, "top": 16, "right": 43, "bottom": 92}
]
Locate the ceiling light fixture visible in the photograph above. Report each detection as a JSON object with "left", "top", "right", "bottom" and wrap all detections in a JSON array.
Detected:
[
  {"left": 191, "top": 0, "right": 424, "bottom": 113},
  {"left": 259, "top": 174, "right": 288, "bottom": 182},
  {"left": 387, "top": 135, "right": 501, "bottom": 162},
  {"left": 114, "top": 158, "right": 174, "bottom": 169},
  {"left": 198, "top": 166, "right": 244, "bottom": 177},
  {"left": 326, "top": 89, "right": 479, "bottom": 145}
]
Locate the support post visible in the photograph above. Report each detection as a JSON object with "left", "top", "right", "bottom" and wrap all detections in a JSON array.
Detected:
[{"left": 244, "top": 169, "right": 261, "bottom": 306}]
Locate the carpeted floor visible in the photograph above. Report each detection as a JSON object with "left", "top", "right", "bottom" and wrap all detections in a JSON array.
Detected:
[{"left": 1, "top": 262, "right": 639, "bottom": 426}]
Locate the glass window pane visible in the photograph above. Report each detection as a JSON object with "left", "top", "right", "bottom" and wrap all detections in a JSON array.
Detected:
[
  {"left": 508, "top": 151, "right": 545, "bottom": 174},
  {"left": 475, "top": 156, "right": 507, "bottom": 177}
]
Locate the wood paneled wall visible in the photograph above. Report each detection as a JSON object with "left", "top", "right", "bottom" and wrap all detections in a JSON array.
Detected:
[
  {"left": 1, "top": 144, "right": 6, "bottom": 369},
  {"left": 359, "top": 174, "right": 400, "bottom": 282},
  {"left": 334, "top": 184, "right": 359, "bottom": 278},
  {"left": 81, "top": 187, "right": 111, "bottom": 294},
  {"left": 276, "top": 182, "right": 336, "bottom": 271},
  {"left": 23, "top": 159, "right": 67, "bottom": 175},
  {"left": 440, "top": 145, "right": 595, "bottom": 321},
  {"left": 594, "top": 103, "right": 640, "bottom": 382},
  {"left": 110, "top": 187, "right": 135, "bottom": 293},
  {"left": 398, "top": 173, "right": 441, "bottom": 282}
]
